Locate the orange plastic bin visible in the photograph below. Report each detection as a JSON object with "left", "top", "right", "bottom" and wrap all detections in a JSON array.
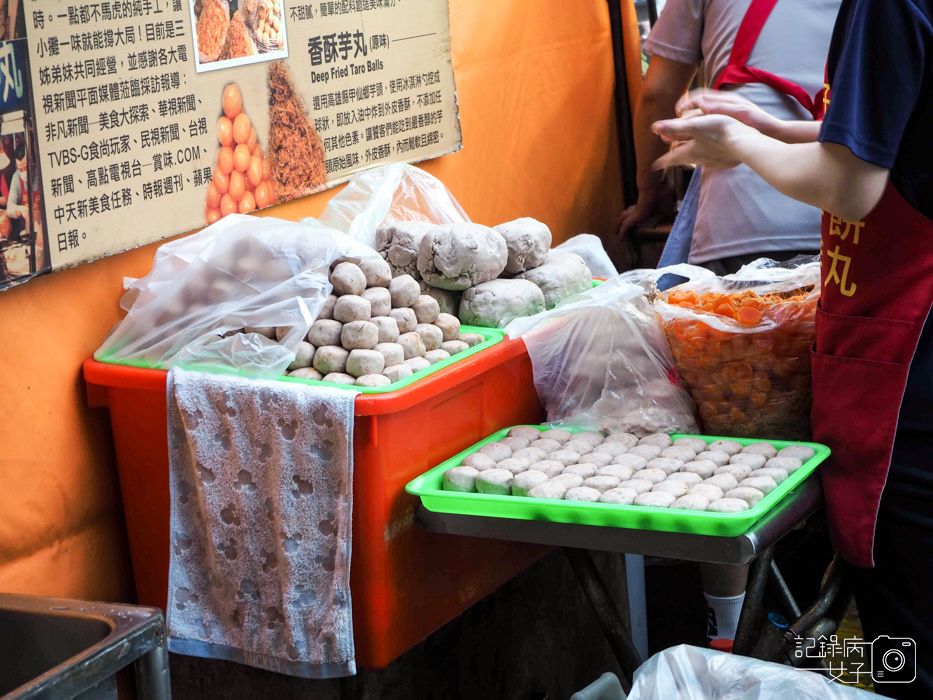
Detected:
[{"left": 84, "top": 337, "right": 548, "bottom": 669}]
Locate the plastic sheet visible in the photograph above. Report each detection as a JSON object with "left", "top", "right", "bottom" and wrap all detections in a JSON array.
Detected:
[
  {"left": 96, "top": 214, "right": 378, "bottom": 378},
  {"left": 655, "top": 259, "right": 819, "bottom": 441},
  {"left": 553, "top": 233, "right": 618, "bottom": 280},
  {"left": 310, "top": 163, "right": 470, "bottom": 248},
  {"left": 628, "top": 645, "right": 873, "bottom": 699},
  {"left": 503, "top": 266, "right": 710, "bottom": 436}
]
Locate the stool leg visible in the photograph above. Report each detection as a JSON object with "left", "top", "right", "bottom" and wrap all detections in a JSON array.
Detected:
[{"left": 733, "top": 546, "right": 774, "bottom": 656}]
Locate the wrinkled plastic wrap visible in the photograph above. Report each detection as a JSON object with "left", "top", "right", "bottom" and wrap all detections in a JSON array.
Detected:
[
  {"left": 503, "top": 266, "right": 710, "bottom": 436},
  {"left": 629, "top": 645, "right": 873, "bottom": 699},
  {"left": 553, "top": 233, "right": 618, "bottom": 280},
  {"left": 655, "top": 259, "right": 819, "bottom": 441},
  {"left": 97, "top": 214, "right": 378, "bottom": 378},
  {"left": 310, "top": 163, "right": 470, "bottom": 248}
]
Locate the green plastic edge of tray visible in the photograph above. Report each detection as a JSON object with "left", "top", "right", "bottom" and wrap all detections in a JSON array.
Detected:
[
  {"left": 96, "top": 325, "right": 504, "bottom": 395},
  {"left": 406, "top": 426, "right": 830, "bottom": 537}
]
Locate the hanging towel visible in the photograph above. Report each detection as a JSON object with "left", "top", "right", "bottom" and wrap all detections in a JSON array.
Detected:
[{"left": 166, "top": 367, "right": 358, "bottom": 678}]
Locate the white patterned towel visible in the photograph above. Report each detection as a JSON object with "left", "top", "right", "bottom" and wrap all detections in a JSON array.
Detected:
[{"left": 166, "top": 367, "right": 357, "bottom": 678}]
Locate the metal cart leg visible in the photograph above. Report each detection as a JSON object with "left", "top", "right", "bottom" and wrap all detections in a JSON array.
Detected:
[
  {"left": 563, "top": 548, "right": 642, "bottom": 691},
  {"left": 732, "top": 545, "right": 775, "bottom": 656},
  {"left": 134, "top": 638, "right": 172, "bottom": 700}
]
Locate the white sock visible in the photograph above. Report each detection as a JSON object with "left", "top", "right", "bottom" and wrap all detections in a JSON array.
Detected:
[{"left": 704, "top": 591, "right": 745, "bottom": 643}]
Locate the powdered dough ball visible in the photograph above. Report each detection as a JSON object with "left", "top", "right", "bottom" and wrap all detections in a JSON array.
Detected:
[
  {"left": 494, "top": 217, "right": 552, "bottom": 274},
  {"left": 681, "top": 460, "right": 718, "bottom": 479},
  {"left": 740, "top": 475, "right": 778, "bottom": 495},
  {"left": 322, "top": 372, "right": 357, "bottom": 385},
  {"left": 530, "top": 438, "right": 562, "bottom": 453},
  {"left": 742, "top": 442, "right": 778, "bottom": 459},
  {"left": 370, "top": 316, "right": 400, "bottom": 344},
  {"left": 374, "top": 342, "right": 405, "bottom": 368},
  {"left": 424, "top": 350, "right": 450, "bottom": 365},
  {"left": 766, "top": 456, "right": 804, "bottom": 474},
  {"left": 382, "top": 363, "right": 412, "bottom": 384},
  {"left": 498, "top": 457, "right": 531, "bottom": 475},
  {"left": 618, "top": 479, "right": 654, "bottom": 495},
  {"left": 667, "top": 472, "right": 702, "bottom": 486},
  {"left": 709, "top": 498, "right": 750, "bottom": 513},
  {"left": 725, "top": 487, "right": 765, "bottom": 507},
  {"left": 286, "top": 341, "right": 315, "bottom": 371},
  {"left": 598, "top": 465, "right": 634, "bottom": 481},
  {"left": 778, "top": 445, "right": 816, "bottom": 462},
  {"left": 476, "top": 469, "right": 513, "bottom": 495},
  {"left": 346, "top": 349, "right": 385, "bottom": 378},
  {"left": 275, "top": 326, "right": 292, "bottom": 341},
  {"left": 330, "top": 262, "right": 367, "bottom": 296},
  {"left": 375, "top": 221, "right": 433, "bottom": 279},
  {"left": 606, "top": 432, "right": 639, "bottom": 448},
  {"left": 245, "top": 326, "right": 276, "bottom": 338},
  {"left": 549, "top": 449, "right": 581, "bottom": 466},
  {"left": 415, "top": 323, "right": 443, "bottom": 351},
  {"left": 440, "top": 340, "right": 470, "bottom": 356},
  {"left": 755, "top": 467, "right": 789, "bottom": 485},
  {"left": 529, "top": 482, "right": 570, "bottom": 500},
  {"left": 334, "top": 295, "right": 372, "bottom": 323},
  {"left": 389, "top": 308, "right": 417, "bottom": 333},
  {"left": 584, "top": 475, "right": 621, "bottom": 493},
  {"left": 578, "top": 452, "right": 613, "bottom": 468},
  {"left": 512, "top": 447, "right": 548, "bottom": 463},
  {"left": 509, "top": 426, "right": 543, "bottom": 441},
  {"left": 550, "top": 473, "right": 585, "bottom": 489},
  {"left": 412, "top": 295, "right": 441, "bottom": 324},
  {"left": 288, "top": 367, "right": 324, "bottom": 381},
  {"left": 575, "top": 431, "right": 606, "bottom": 447},
  {"left": 715, "top": 465, "right": 752, "bottom": 480},
  {"left": 360, "top": 257, "right": 392, "bottom": 288},
  {"left": 417, "top": 222, "right": 508, "bottom": 290},
  {"left": 460, "top": 333, "right": 485, "bottom": 347},
  {"left": 674, "top": 437, "right": 708, "bottom": 453},
  {"left": 398, "top": 332, "right": 426, "bottom": 359},
  {"left": 639, "top": 433, "right": 673, "bottom": 448},
  {"left": 697, "top": 451, "right": 731, "bottom": 467},
  {"left": 500, "top": 436, "right": 530, "bottom": 451},
  {"left": 443, "top": 466, "right": 479, "bottom": 492},
  {"left": 516, "top": 252, "right": 592, "bottom": 309},
  {"left": 565, "top": 486, "right": 602, "bottom": 502},
  {"left": 564, "top": 440, "right": 594, "bottom": 456},
  {"left": 652, "top": 481, "right": 689, "bottom": 498},
  {"left": 462, "top": 453, "right": 497, "bottom": 471},
  {"left": 318, "top": 295, "right": 338, "bottom": 320},
  {"left": 662, "top": 446, "right": 697, "bottom": 463},
  {"left": 361, "top": 287, "right": 391, "bottom": 317},
  {"left": 613, "top": 454, "right": 648, "bottom": 471},
  {"left": 405, "top": 357, "right": 431, "bottom": 373},
  {"left": 600, "top": 488, "right": 638, "bottom": 505},
  {"left": 704, "top": 474, "right": 739, "bottom": 492},
  {"left": 634, "top": 468, "right": 667, "bottom": 484},
  {"left": 341, "top": 320, "right": 379, "bottom": 350},
  {"left": 314, "top": 346, "right": 350, "bottom": 375},
  {"left": 648, "top": 458, "right": 684, "bottom": 475},
  {"left": 356, "top": 374, "right": 391, "bottom": 387},
  {"left": 420, "top": 284, "right": 462, "bottom": 316},
  {"left": 562, "top": 464, "right": 597, "bottom": 479},
  {"left": 730, "top": 454, "right": 767, "bottom": 470},
  {"left": 594, "top": 442, "right": 629, "bottom": 458},
  {"left": 308, "top": 319, "right": 343, "bottom": 347},
  {"left": 709, "top": 439, "right": 743, "bottom": 455},
  {"left": 634, "top": 492, "right": 675, "bottom": 508},
  {"left": 532, "top": 460, "right": 565, "bottom": 478},
  {"left": 432, "top": 314, "right": 460, "bottom": 343},
  {"left": 512, "top": 470, "right": 549, "bottom": 497},
  {"left": 629, "top": 445, "right": 663, "bottom": 460},
  {"left": 690, "top": 483, "right": 724, "bottom": 501},
  {"left": 479, "top": 442, "right": 512, "bottom": 462},
  {"left": 459, "top": 279, "right": 546, "bottom": 328},
  {"left": 389, "top": 274, "right": 421, "bottom": 308},
  {"left": 672, "top": 494, "right": 710, "bottom": 511},
  {"left": 541, "top": 429, "right": 573, "bottom": 443}
]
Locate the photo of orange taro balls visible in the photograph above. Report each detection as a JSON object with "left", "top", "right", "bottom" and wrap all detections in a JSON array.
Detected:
[{"left": 207, "top": 84, "right": 276, "bottom": 223}]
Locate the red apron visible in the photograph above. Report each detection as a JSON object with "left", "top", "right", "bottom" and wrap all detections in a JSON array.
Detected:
[
  {"left": 713, "top": 0, "right": 826, "bottom": 119},
  {"left": 813, "top": 79, "right": 933, "bottom": 566}
]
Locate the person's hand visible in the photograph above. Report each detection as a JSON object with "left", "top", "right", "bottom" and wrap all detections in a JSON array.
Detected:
[
  {"left": 676, "top": 88, "right": 779, "bottom": 135},
  {"left": 651, "top": 114, "right": 754, "bottom": 171},
  {"left": 616, "top": 182, "right": 675, "bottom": 237}
]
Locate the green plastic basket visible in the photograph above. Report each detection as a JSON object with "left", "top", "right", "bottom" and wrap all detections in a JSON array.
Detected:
[
  {"left": 406, "top": 426, "right": 829, "bottom": 536},
  {"left": 97, "top": 325, "right": 503, "bottom": 395}
]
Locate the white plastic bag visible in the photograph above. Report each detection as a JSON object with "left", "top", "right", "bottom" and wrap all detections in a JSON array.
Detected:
[
  {"left": 503, "top": 266, "right": 711, "bottom": 436},
  {"left": 310, "top": 163, "right": 470, "bottom": 248},
  {"left": 553, "top": 233, "right": 618, "bottom": 280},
  {"left": 628, "top": 645, "right": 873, "bottom": 699},
  {"left": 96, "top": 214, "right": 378, "bottom": 378}
]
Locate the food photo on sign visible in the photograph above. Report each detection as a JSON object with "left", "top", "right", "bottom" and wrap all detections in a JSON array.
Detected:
[{"left": 191, "top": 0, "right": 288, "bottom": 71}]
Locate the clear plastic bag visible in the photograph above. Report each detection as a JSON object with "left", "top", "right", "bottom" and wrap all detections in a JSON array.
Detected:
[
  {"left": 553, "top": 233, "right": 618, "bottom": 280},
  {"left": 503, "top": 266, "right": 711, "bottom": 436},
  {"left": 654, "top": 258, "right": 819, "bottom": 441},
  {"left": 96, "top": 214, "right": 378, "bottom": 379},
  {"left": 309, "top": 163, "right": 470, "bottom": 248},
  {"left": 629, "top": 645, "right": 873, "bottom": 699}
]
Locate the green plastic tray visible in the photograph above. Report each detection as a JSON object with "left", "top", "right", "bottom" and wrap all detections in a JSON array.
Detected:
[
  {"left": 406, "top": 426, "right": 829, "bottom": 536},
  {"left": 98, "top": 325, "right": 503, "bottom": 395}
]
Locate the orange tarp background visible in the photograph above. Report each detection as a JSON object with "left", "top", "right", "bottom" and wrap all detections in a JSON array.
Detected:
[{"left": 0, "top": 1, "right": 639, "bottom": 602}]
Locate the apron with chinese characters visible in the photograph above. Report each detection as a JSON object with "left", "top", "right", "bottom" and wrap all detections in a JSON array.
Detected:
[{"left": 812, "top": 85, "right": 933, "bottom": 567}]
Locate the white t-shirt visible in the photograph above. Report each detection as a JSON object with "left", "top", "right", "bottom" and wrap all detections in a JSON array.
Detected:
[{"left": 643, "top": 0, "right": 841, "bottom": 264}]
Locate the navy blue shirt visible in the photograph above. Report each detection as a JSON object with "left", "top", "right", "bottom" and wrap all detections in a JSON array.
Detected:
[{"left": 819, "top": 0, "right": 933, "bottom": 428}]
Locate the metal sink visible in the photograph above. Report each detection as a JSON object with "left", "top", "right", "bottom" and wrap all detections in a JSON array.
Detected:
[{"left": 0, "top": 594, "right": 170, "bottom": 700}]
